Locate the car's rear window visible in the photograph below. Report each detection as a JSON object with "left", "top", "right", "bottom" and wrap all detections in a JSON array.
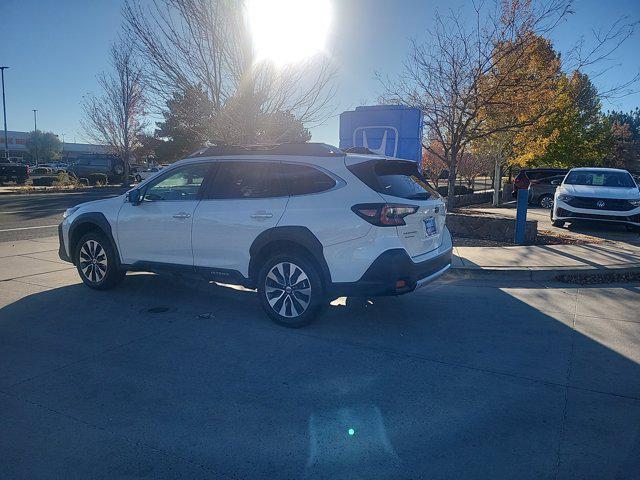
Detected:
[
  {"left": 281, "top": 163, "right": 336, "bottom": 196},
  {"left": 347, "top": 160, "right": 438, "bottom": 200},
  {"left": 565, "top": 170, "right": 635, "bottom": 188}
]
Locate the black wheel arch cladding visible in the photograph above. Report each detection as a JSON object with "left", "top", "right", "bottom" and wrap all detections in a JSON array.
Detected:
[
  {"left": 69, "top": 212, "right": 121, "bottom": 265},
  {"left": 249, "top": 226, "right": 331, "bottom": 285}
]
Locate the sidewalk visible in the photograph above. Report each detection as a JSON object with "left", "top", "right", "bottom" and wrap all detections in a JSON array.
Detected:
[
  {"left": 452, "top": 241, "right": 640, "bottom": 280},
  {"left": 2, "top": 236, "right": 640, "bottom": 286},
  {"left": 0, "top": 237, "right": 75, "bottom": 285}
]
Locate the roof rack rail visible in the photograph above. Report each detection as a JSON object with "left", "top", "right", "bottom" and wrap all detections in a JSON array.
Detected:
[
  {"left": 188, "top": 142, "right": 345, "bottom": 158},
  {"left": 343, "top": 146, "right": 378, "bottom": 155}
]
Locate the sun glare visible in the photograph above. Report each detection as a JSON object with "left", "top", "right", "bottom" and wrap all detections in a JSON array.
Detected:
[{"left": 247, "top": 0, "right": 332, "bottom": 65}]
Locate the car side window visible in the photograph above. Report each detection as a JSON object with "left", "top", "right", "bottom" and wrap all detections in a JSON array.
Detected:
[
  {"left": 281, "top": 163, "right": 336, "bottom": 196},
  {"left": 143, "top": 164, "right": 210, "bottom": 201},
  {"left": 206, "top": 161, "right": 286, "bottom": 199}
]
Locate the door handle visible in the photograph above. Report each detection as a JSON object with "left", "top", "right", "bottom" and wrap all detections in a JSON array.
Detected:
[
  {"left": 251, "top": 212, "right": 273, "bottom": 219},
  {"left": 173, "top": 212, "right": 191, "bottom": 219}
]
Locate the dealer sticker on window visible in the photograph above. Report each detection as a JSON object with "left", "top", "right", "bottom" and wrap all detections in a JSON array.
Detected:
[{"left": 424, "top": 217, "right": 437, "bottom": 237}]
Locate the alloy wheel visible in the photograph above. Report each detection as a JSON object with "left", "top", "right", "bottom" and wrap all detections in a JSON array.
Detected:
[
  {"left": 79, "top": 240, "right": 108, "bottom": 283},
  {"left": 540, "top": 196, "right": 554, "bottom": 209},
  {"left": 265, "top": 262, "right": 311, "bottom": 318}
]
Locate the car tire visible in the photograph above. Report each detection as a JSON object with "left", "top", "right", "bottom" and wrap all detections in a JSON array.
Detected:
[
  {"left": 257, "top": 253, "right": 324, "bottom": 328},
  {"left": 552, "top": 220, "right": 565, "bottom": 228},
  {"left": 75, "top": 231, "right": 125, "bottom": 290},
  {"left": 539, "top": 194, "right": 554, "bottom": 209}
]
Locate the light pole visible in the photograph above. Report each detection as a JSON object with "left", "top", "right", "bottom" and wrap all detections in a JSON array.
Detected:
[
  {"left": 32, "top": 109, "right": 38, "bottom": 165},
  {"left": 0, "top": 66, "right": 9, "bottom": 160}
]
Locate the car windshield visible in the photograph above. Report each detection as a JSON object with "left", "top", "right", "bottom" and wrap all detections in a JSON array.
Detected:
[{"left": 564, "top": 170, "right": 635, "bottom": 188}]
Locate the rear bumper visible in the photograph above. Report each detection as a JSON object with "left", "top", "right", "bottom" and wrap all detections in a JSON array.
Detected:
[{"left": 330, "top": 246, "right": 452, "bottom": 297}]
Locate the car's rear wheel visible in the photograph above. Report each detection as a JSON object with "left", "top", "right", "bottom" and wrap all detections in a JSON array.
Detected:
[
  {"left": 257, "top": 254, "right": 324, "bottom": 328},
  {"left": 539, "top": 194, "right": 554, "bottom": 209},
  {"left": 75, "top": 232, "right": 125, "bottom": 290}
]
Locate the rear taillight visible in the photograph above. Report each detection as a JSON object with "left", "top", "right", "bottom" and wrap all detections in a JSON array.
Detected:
[{"left": 351, "top": 203, "right": 418, "bottom": 227}]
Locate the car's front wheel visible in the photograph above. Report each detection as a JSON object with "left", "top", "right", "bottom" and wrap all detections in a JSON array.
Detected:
[
  {"left": 257, "top": 254, "right": 324, "bottom": 328},
  {"left": 539, "top": 194, "right": 554, "bottom": 209},
  {"left": 75, "top": 232, "right": 125, "bottom": 290}
]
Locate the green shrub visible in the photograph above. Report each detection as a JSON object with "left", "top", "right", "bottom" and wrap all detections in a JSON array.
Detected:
[
  {"left": 87, "top": 173, "right": 108, "bottom": 186},
  {"left": 32, "top": 176, "right": 56, "bottom": 187}
]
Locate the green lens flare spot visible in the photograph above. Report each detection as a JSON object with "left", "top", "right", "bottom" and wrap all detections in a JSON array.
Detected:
[{"left": 348, "top": 428, "right": 355, "bottom": 436}]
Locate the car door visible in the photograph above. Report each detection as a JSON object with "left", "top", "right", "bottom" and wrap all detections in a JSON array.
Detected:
[
  {"left": 117, "top": 163, "right": 212, "bottom": 266},
  {"left": 192, "top": 160, "right": 289, "bottom": 277}
]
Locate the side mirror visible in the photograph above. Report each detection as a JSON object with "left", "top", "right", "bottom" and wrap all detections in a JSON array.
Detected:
[
  {"left": 551, "top": 179, "right": 561, "bottom": 186},
  {"left": 127, "top": 188, "right": 141, "bottom": 205}
]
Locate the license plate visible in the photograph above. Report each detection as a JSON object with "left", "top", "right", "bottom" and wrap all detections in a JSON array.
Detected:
[{"left": 424, "top": 217, "right": 437, "bottom": 236}]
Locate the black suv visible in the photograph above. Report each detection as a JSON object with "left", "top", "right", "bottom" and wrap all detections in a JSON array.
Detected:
[
  {"left": 67, "top": 154, "right": 125, "bottom": 182},
  {"left": 513, "top": 168, "right": 568, "bottom": 197}
]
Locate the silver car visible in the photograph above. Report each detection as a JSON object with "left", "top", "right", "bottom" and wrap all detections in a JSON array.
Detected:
[{"left": 527, "top": 174, "right": 565, "bottom": 208}]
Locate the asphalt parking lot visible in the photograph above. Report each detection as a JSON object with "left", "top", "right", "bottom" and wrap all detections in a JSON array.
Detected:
[{"left": 1, "top": 238, "right": 639, "bottom": 479}]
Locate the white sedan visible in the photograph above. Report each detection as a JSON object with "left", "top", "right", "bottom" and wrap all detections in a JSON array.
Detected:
[
  {"left": 134, "top": 166, "right": 163, "bottom": 183},
  {"left": 551, "top": 167, "right": 640, "bottom": 231}
]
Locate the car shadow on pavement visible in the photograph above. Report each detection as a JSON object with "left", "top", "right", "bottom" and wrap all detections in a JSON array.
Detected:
[
  {"left": 563, "top": 221, "right": 640, "bottom": 245},
  {"left": 1, "top": 272, "right": 639, "bottom": 479}
]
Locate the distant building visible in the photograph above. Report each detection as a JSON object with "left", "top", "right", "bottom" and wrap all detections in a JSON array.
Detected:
[{"left": 2, "top": 130, "right": 110, "bottom": 163}]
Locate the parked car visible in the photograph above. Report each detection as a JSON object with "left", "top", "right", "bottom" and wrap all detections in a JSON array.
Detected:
[
  {"left": 58, "top": 143, "right": 452, "bottom": 327},
  {"left": 67, "top": 154, "right": 124, "bottom": 182},
  {"left": 134, "top": 166, "right": 163, "bottom": 182},
  {"left": 513, "top": 168, "right": 569, "bottom": 197},
  {"left": 527, "top": 174, "right": 565, "bottom": 208},
  {"left": 0, "top": 158, "right": 30, "bottom": 184},
  {"left": 551, "top": 167, "right": 640, "bottom": 230}
]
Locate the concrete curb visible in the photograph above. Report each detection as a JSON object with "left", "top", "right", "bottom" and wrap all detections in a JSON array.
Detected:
[{"left": 448, "top": 264, "right": 640, "bottom": 282}]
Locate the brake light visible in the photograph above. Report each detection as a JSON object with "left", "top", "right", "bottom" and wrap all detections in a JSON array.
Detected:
[{"left": 351, "top": 203, "right": 418, "bottom": 226}]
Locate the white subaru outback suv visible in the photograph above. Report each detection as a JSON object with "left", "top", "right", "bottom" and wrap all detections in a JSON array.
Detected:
[
  {"left": 59, "top": 143, "right": 452, "bottom": 327},
  {"left": 551, "top": 167, "right": 640, "bottom": 231}
]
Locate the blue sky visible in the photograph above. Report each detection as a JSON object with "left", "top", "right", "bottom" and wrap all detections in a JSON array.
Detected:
[{"left": 2, "top": 0, "right": 639, "bottom": 145}]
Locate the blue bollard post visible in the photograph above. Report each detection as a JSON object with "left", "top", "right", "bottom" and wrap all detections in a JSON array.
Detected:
[{"left": 514, "top": 188, "right": 528, "bottom": 245}]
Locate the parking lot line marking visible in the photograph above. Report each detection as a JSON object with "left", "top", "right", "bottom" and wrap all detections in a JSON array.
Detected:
[{"left": 0, "top": 224, "right": 58, "bottom": 233}]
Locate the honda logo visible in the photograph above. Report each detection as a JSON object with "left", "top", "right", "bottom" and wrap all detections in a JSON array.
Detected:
[
  {"left": 353, "top": 126, "right": 399, "bottom": 157},
  {"left": 596, "top": 200, "right": 606, "bottom": 208}
]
